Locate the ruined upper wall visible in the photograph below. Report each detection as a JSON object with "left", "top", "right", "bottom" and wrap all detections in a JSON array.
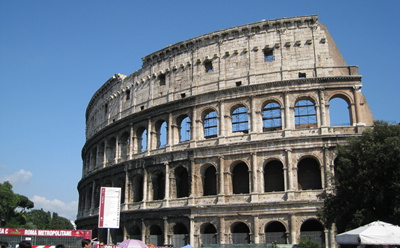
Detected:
[{"left": 85, "top": 15, "right": 358, "bottom": 139}]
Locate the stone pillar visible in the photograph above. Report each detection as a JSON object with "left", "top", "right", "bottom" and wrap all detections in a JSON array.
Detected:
[
  {"left": 129, "top": 124, "right": 134, "bottom": 159},
  {"left": 163, "top": 217, "right": 169, "bottom": 245},
  {"left": 143, "top": 167, "right": 148, "bottom": 205},
  {"left": 251, "top": 152, "right": 258, "bottom": 193},
  {"left": 319, "top": 89, "right": 326, "bottom": 126},
  {"left": 253, "top": 215, "right": 260, "bottom": 243},
  {"left": 285, "top": 149, "right": 294, "bottom": 191},
  {"left": 115, "top": 134, "right": 120, "bottom": 163},
  {"left": 147, "top": 118, "right": 152, "bottom": 154},
  {"left": 289, "top": 214, "right": 297, "bottom": 244},
  {"left": 164, "top": 162, "right": 170, "bottom": 206},
  {"left": 218, "top": 156, "right": 225, "bottom": 195},
  {"left": 250, "top": 96, "right": 256, "bottom": 133},
  {"left": 141, "top": 219, "right": 146, "bottom": 242},
  {"left": 283, "top": 92, "right": 292, "bottom": 131},
  {"left": 167, "top": 112, "right": 173, "bottom": 150},
  {"left": 219, "top": 100, "right": 226, "bottom": 138},
  {"left": 190, "top": 158, "right": 196, "bottom": 197},
  {"left": 189, "top": 217, "right": 195, "bottom": 245}
]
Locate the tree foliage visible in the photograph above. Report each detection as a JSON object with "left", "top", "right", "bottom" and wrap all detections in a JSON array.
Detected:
[
  {"left": 318, "top": 121, "right": 400, "bottom": 232},
  {"left": 0, "top": 181, "right": 73, "bottom": 229}
]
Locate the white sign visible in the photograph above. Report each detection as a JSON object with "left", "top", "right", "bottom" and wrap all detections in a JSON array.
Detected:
[{"left": 98, "top": 187, "right": 121, "bottom": 229}]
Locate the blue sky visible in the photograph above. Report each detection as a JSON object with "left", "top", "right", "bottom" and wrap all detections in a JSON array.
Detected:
[{"left": 0, "top": 1, "right": 399, "bottom": 221}]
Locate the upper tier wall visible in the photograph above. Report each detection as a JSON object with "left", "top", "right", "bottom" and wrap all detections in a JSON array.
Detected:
[{"left": 85, "top": 15, "right": 355, "bottom": 140}]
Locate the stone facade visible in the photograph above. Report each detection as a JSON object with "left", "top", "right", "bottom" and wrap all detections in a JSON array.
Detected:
[{"left": 76, "top": 15, "right": 374, "bottom": 247}]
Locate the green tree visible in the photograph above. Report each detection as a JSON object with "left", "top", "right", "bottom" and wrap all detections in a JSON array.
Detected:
[
  {"left": 0, "top": 181, "right": 20, "bottom": 226},
  {"left": 26, "top": 209, "right": 52, "bottom": 229},
  {"left": 51, "top": 212, "right": 74, "bottom": 229},
  {"left": 318, "top": 121, "right": 400, "bottom": 232}
]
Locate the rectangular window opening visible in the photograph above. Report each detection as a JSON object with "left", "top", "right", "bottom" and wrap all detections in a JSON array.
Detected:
[
  {"left": 159, "top": 74, "right": 166, "bottom": 86},
  {"left": 236, "top": 81, "right": 242, "bottom": 87},
  {"left": 264, "top": 48, "right": 274, "bottom": 62},
  {"left": 205, "top": 60, "right": 213, "bottom": 73},
  {"left": 298, "top": 72, "right": 306, "bottom": 79},
  {"left": 181, "top": 93, "right": 186, "bottom": 98}
]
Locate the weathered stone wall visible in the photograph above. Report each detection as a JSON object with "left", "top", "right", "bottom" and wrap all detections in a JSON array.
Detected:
[{"left": 77, "top": 15, "right": 374, "bottom": 247}]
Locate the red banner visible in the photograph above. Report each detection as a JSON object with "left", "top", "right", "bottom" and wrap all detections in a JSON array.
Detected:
[{"left": 0, "top": 228, "right": 91, "bottom": 239}]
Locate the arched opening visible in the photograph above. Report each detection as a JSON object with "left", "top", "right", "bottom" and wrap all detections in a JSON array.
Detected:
[
  {"left": 329, "top": 97, "right": 351, "bottom": 126},
  {"left": 232, "top": 106, "right": 248, "bottom": 133},
  {"left": 137, "top": 128, "right": 147, "bottom": 152},
  {"left": 203, "top": 110, "right": 218, "bottom": 138},
  {"left": 132, "top": 174, "right": 143, "bottom": 202},
  {"left": 263, "top": 102, "right": 282, "bottom": 131},
  {"left": 179, "top": 116, "right": 191, "bottom": 142},
  {"left": 152, "top": 171, "right": 165, "bottom": 200},
  {"left": 112, "top": 228, "right": 123, "bottom": 244},
  {"left": 128, "top": 225, "right": 141, "bottom": 240},
  {"left": 295, "top": 99, "right": 317, "bottom": 129},
  {"left": 300, "top": 219, "right": 325, "bottom": 246},
  {"left": 172, "top": 223, "right": 189, "bottom": 247},
  {"left": 106, "top": 137, "right": 116, "bottom": 163},
  {"left": 298, "top": 158, "right": 322, "bottom": 190},
  {"left": 231, "top": 222, "right": 250, "bottom": 244},
  {"left": 203, "top": 165, "right": 217, "bottom": 196},
  {"left": 98, "top": 142, "right": 105, "bottom": 167},
  {"left": 264, "top": 160, "right": 284, "bottom": 192},
  {"left": 265, "top": 221, "right": 287, "bottom": 244},
  {"left": 200, "top": 223, "right": 218, "bottom": 245},
  {"left": 156, "top": 121, "right": 168, "bottom": 148},
  {"left": 232, "top": 163, "right": 249, "bottom": 194},
  {"left": 175, "top": 166, "right": 189, "bottom": 198},
  {"left": 120, "top": 132, "right": 130, "bottom": 159},
  {"left": 149, "top": 225, "right": 163, "bottom": 246}
]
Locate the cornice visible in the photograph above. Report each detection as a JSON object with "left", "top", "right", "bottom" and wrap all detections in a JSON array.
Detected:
[{"left": 141, "top": 15, "right": 318, "bottom": 67}]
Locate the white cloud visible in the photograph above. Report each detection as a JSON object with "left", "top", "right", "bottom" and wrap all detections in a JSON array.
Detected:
[
  {"left": 2, "top": 169, "right": 33, "bottom": 184},
  {"left": 32, "top": 195, "right": 78, "bottom": 221}
]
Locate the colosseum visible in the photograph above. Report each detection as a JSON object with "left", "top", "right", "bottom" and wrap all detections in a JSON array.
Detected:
[{"left": 76, "top": 15, "right": 374, "bottom": 247}]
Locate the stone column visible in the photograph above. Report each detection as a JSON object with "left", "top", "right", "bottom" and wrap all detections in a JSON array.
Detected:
[
  {"left": 253, "top": 215, "right": 260, "bottom": 243},
  {"left": 219, "top": 100, "right": 226, "bottom": 138},
  {"left": 164, "top": 162, "right": 170, "bottom": 206},
  {"left": 167, "top": 112, "right": 173, "bottom": 150},
  {"left": 163, "top": 217, "right": 169, "bottom": 245},
  {"left": 218, "top": 156, "right": 225, "bottom": 195},
  {"left": 147, "top": 118, "right": 152, "bottom": 154},
  {"left": 285, "top": 149, "right": 294, "bottom": 191},
  {"left": 129, "top": 124, "right": 134, "bottom": 159}
]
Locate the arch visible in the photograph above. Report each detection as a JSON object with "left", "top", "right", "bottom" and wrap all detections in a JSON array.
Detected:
[
  {"left": 178, "top": 115, "right": 191, "bottom": 142},
  {"left": 137, "top": 127, "right": 147, "bottom": 152},
  {"left": 132, "top": 174, "right": 144, "bottom": 202},
  {"left": 175, "top": 166, "right": 189, "bottom": 198},
  {"left": 172, "top": 223, "right": 189, "bottom": 247},
  {"left": 262, "top": 101, "right": 282, "bottom": 131},
  {"left": 203, "top": 109, "right": 218, "bottom": 138},
  {"left": 106, "top": 137, "right": 116, "bottom": 163},
  {"left": 231, "top": 222, "right": 250, "bottom": 244},
  {"left": 232, "top": 162, "right": 249, "bottom": 194},
  {"left": 295, "top": 99, "right": 317, "bottom": 129},
  {"left": 98, "top": 142, "right": 105, "bottom": 167},
  {"left": 264, "top": 160, "right": 284, "bottom": 192},
  {"left": 298, "top": 157, "right": 322, "bottom": 190},
  {"left": 202, "top": 165, "right": 217, "bottom": 196},
  {"left": 155, "top": 120, "right": 167, "bottom": 148},
  {"left": 120, "top": 131, "right": 130, "bottom": 158},
  {"left": 300, "top": 219, "right": 325, "bottom": 246},
  {"left": 149, "top": 225, "right": 163, "bottom": 246},
  {"left": 128, "top": 225, "right": 141, "bottom": 240},
  {"left": 329, "top": 96, "right": 351, "bottom": 126},
  {"left": 264, "top": 221, "right": 287, "bottom": 244},
  {"left": 152, "top": 171, "right": 165, "bottom": 200},
  {"left": 231, "top": 105, "right": 249, "bottom": 133},
  {"left": 200, "top": 223, "right": 218, "bottom": 245}
]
